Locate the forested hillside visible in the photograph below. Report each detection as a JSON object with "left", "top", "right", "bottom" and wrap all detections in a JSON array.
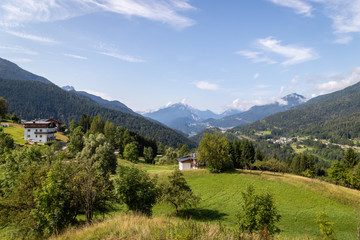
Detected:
[
  {"left": 0, "top": 79, "right": 196, "bottom": 148},
  {"left": 0, "top": 58, "right": 52, "bottom": 84},
  {"left": 234, "top": 82, "right": 360, "bottom": 140}
]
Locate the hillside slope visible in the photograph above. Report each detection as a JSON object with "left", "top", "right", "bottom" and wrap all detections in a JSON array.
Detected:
[
  {"left": 50, "top": 169, "right": 360, "bottom": 240},
  {"left": 0, "top": 57, "right": 52, "bottom": 84},
  {"left": 234, "top": 82, "right": 360, "bottom": 139},
  {"left": 62, "top": 86, "right": 137, "bottom": 116},
  {"left": 0, "top": 79, "right": 196, "bottom": 148}
]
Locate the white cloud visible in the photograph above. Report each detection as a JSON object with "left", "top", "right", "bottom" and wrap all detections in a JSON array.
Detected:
[
  {"left": 181, "top": 98, "right": 187, "bottom": 104},
  {"left": 0, "top": 45, "right": 38, "bottom": 55},
  {"left": 64, "top": 53, "right": 88, "bottom": 60},
  {"left": 268, "top": 0, "right": 360, "bottom": 43},
  {"left": 322, "top": 0, "right": 360, "bottom": 34},
  {"left": 80, "top": 89, "right": 115, "bottom": 101},
  {"left": 238, "top": 37, "right": 318, "bottom": 66},
  {"left": 98, "top": 51, "right": 144, "bottom": 63},
  {"left": 314, "top": 67, "right": 360, "bottom": 94},
  {"left": 230, "top": 96, "right": 288, "bottom": 111},
  {"left": 291, "top": 75, "right": 299, "bottom": 84},
  {"left": 235, "top": 50, "right": 277, "bottom": 64},
  {"left": 195, "top": 81, "right": 219, "bottom": 90},
  {"left": 257, "top": 37, "right": 318, "bottom": 65},
  {"left": 9, "top": 58, "right": 32, "bottom": 63},
  {"left": 254, "top": 73, "right": 260, "bottom": 79},
  {"left": 333, "top": 35, "right": 353, "bottom": 44},
  {"left": 267, "top": 0, "right": 313, "bottom": 17},
  {"left": 6, "top": 30, "right": 58, "bottom": 44},
  {"left": 0, "top": 0, "right": 195, "bottom": 29}
]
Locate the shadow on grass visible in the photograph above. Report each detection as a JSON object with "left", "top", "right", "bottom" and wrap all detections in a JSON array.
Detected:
[{"left": 178, "top": 208, "right": 228, "bottom": 222}]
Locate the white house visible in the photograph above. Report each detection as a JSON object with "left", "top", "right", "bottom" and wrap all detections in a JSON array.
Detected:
[
  {"left": 177, "top": 153, "right": 198, "bottom": 170},
  {"left": 23, "top": 120, "right": 57, "bottom": 143}
]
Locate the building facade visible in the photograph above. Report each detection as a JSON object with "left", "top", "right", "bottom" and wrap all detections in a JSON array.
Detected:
[
  {"left": 177, "top": 153, "right": 198, "bottom": 170},
  {"left": 23, "top": 120, "right": 57, "bottom": 143}
]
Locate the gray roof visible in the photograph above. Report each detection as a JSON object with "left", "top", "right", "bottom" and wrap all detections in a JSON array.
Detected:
[{"left": 177, "top": 153, "right": 197, "bottom": 162}]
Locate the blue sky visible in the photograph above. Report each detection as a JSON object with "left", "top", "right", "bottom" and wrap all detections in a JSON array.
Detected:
[{"left": 0, "top": 0, "right": 360, "bottom": 113}]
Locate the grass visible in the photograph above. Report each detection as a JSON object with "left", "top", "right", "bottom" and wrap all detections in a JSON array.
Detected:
[
  {"left": 1, "top": 123, "right": 26, "bottom": 145},
  {"left": 55, "top": 132, "right": 69, "bottom": 142},
  {"left": 167, "top": 170, "right": 358, "bottom": 239},
  {"left": 112, "top": 162, "right": 360, "bottom": 239},
  {"left": 7, "top": 160, "right": 359, "bottom": 239},
  {"left": 51, "top": 213, "right": 238, "bottom": 240}
]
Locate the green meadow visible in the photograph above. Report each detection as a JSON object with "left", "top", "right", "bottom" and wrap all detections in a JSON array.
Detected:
[
  {"left": 91, "top": 161, "right": 360, "bottom": 239},
  {"left": 1, "top": 124, "right": 26, "bottom": 145}
]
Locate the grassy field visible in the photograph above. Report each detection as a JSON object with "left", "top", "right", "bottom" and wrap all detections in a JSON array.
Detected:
[
  {"left": 59, "top": 161, "right": 360, "bottom": 240},
  {"left": 1, "top": 123, "right": 26, "bottom": 145},
  {"left": 165, "top": 170, "right": 359, "bottom": 239}
]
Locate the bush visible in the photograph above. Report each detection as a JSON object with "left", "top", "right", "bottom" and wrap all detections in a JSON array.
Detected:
[
  {"left": 237, "top": 185, "right": 281, "bottom": 238},
  {"left": 114, "top": 165, "right": 159, "bottom": 216}
]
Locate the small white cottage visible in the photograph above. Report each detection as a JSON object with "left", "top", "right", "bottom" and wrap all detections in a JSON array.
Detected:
[
  {"left": 23, "top": 120, "right": 57, "bottom": 143},
  {"left": 177, "top": 153, "right": 198, "bottom": 170}
]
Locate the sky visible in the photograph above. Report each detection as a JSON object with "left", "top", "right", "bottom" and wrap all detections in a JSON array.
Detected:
[{"left": 1, "top": 0, "right": 360, "bottom": 113}]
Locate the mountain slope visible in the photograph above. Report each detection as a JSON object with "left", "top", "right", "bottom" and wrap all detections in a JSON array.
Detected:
[
  {"left": 143, "top": 103, "right": 222, "bottom": 135},
  {"left": 233, "top": 82, "right": 360, "bottom": 140},
  {"left": 62, "top": 86, "right": 137, "bottom": 116},
  {"left": 0, "top": 79, "right": 196, "bottom": 148},
  {"left": 189, "top": 93, "right": 306, "bottom": 132},
  {"left": 0, "top": 58, "right": 52, "bottom": 84},
  {"left": 143, "top": 103, "right": 220, "bottom": 125}
]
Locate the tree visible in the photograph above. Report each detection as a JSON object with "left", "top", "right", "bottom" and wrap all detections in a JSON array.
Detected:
[
  {"left": 78, "top": 133, "right": 117, "bottom": 175},
  {"left": 143, "top": 146, "right": 154, "bottom": 164},
  {"left": 123, "top": 142, "right": 139, "bottom": 163},
  {"left": 242, "top": 140, "right": 255, "bottom": 169},
  {"left": 79, "top": 114, "right": 92, "bottom": 133},
  {"left": 328, "top": 161, "right": 348, "bottom": 185},
  {"left": 32, "top": 162, "right": 80, "bottom": 236},
  {"left": 69, "top": 120, "right": 78, "bottom": 133},
  {"left": 67, "top": 126, "right": 84, "bottom": 156},
  {"left": 160, "top": 169, "right": 200, "bottom": 214},
  {"left": 104, "top": 120, "right": 115, "bottom": 146},
  {"left": 114, "top": 165, "right": 159, "bottom": 216},
  {"left": 198, "top": 133, "right": 233, "bottom": 173},
  {"left": 178, "top": 143, "right": 189, "bottom": 157},
  {"left": 316, "top": 212, "right": 336, "bottom": 240},
  {"left": 343, "top": 148, "right": 358, "bottom": 169},
  {"left": 0, "top": 97, "right": 8, "bottom": 119},
  {"left": 89, "top": 114, "right": 104, "bottom": 134},
  {"left": 237, "top": 185, "right": 281, "bottom": 238},
  {"left": 75, "top": 134, "right": 116, "bottom": 223}
]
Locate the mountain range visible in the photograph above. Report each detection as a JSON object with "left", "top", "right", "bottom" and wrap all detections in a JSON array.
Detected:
[
  {"left": 233, "top": 81, "right": 360, "bottom": 141},
  {"left": 143, "top": 93, "right": 306, "bottom": 136},
  {"left": 0, "top": 57, "right": 196, "bottom": 148}
]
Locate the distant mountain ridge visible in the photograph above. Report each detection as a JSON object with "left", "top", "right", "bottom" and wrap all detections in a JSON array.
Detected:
[
  {"left": 232, "top": 81, "right": 360, "bottom": 141},
  {"left": 144, "top": 94, "right": 306, "bottom": 136}
]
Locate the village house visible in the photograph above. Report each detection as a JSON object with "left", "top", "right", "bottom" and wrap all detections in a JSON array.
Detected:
[
  {"left": 177, "top": 153, "right": 199, "bottom": 170},
  {"left": 23, "top": 119, "right": 58, "bottom": 143}
]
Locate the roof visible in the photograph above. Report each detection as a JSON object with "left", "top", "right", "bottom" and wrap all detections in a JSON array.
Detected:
[{"left": 177, "top": 153, "right": 197, "bottom": 162}]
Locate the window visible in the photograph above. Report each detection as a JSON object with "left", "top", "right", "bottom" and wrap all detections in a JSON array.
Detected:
[
  {"left": 40, "top": 135, "right": 42, "bottom": 138},
  {"left": 28, "top": 129, "right": 30, "bottom": 132},
  {"left": 40, "top": 129, "right": 42, "bottom": 132},
  {"left": 36, "top": 135, "right": 37, "bottom": 138},
  {"left": 27, "top": 135, "right": 30, "bottom": 138}
]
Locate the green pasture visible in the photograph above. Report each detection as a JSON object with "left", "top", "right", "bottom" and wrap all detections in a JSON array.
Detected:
[{"left": 150, "top": 168, "right": 359, "bottom": 239}]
